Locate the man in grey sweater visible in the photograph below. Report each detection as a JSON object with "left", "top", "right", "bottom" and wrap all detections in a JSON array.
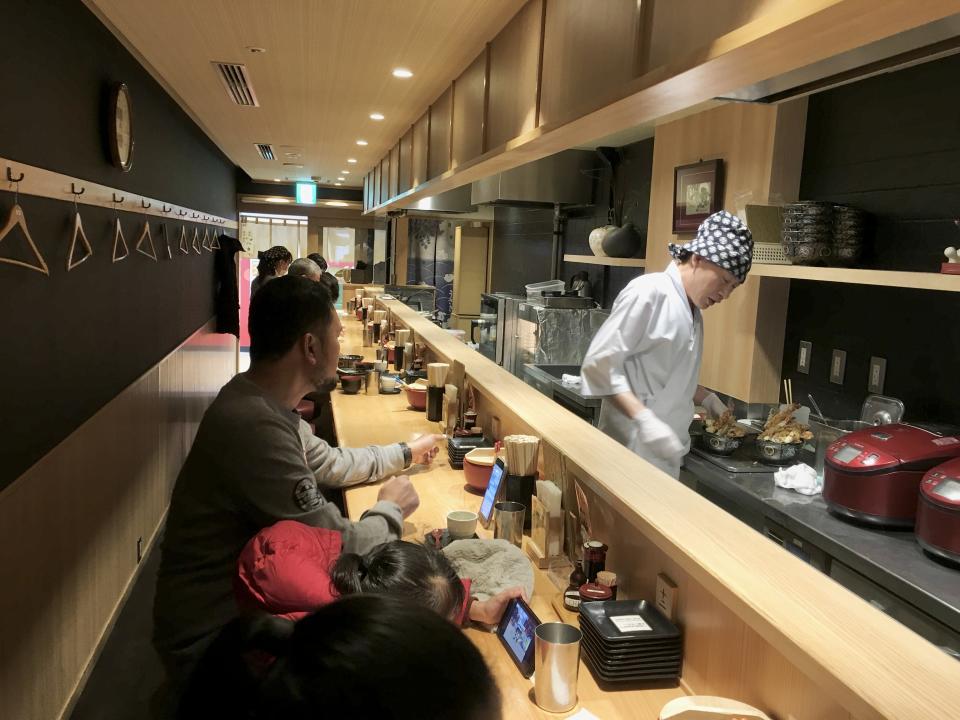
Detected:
[{"left": 153, "top": 276, "right": 439, "bottom": 685}]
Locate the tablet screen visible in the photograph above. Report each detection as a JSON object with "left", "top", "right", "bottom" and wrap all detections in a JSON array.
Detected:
[
  {"left": 479, "top": 459, "right": 505, "bottom": 525},
  {"left": 496, "top": 597, "right": 540, "bottom": 677}
]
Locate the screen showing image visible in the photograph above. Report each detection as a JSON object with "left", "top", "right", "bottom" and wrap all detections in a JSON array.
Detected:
[
  {"left": 480, "top": 462, "right": 504, "bottom": 521},
  {"left": 502, "top": 601, "right": 536, "bottom": 662},
  {"left": 833, "top": 445, "right": 860, "bottom": 464}
]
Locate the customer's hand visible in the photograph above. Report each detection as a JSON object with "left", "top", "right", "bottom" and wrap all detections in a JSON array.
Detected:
[
  {"left": 469, "top": 586, "right": 528, "bottom": 625},
  {"left": 408, "top": 433, "right": 445, "bottom": 465},
  {"left": 377, "top": 475, "right": 420, "bottom": 518},
  {"left": 632, "top": 408, "right": 684, "bottom": 461}
]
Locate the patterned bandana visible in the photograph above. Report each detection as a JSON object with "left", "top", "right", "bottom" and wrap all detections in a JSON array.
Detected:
[{"left": 668, "top": 211, "right": 753, "bottom": 283}]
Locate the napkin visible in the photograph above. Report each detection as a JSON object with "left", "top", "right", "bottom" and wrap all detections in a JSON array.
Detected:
[
  {"left": 774, "top": 463, "right": 821, "bottom": 496},
  {"left": 561, "top": 374, "right": 582, "bottom": 386}
]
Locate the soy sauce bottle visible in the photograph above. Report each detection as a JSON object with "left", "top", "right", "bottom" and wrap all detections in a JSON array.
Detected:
[{"left": 564, "top": 561, "right": 588, "bottom": 612}]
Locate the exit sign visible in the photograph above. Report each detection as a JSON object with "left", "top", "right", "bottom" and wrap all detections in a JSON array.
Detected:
[{"left": 295, "top": 182, "right": 317, "bottom": 204}]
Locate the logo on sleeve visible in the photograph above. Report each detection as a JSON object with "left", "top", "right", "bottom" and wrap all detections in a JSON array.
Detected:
[{"left": 293, "top": 477, "right": 322, "bottom": 511}]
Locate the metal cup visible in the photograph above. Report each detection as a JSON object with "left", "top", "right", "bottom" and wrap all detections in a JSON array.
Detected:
[
  {"left": 533, "top": 623, "right": 581, "bottom": 713},
  {"left": 365, "top": 370, "right": 380, "bottom": 395},
  {"left": 493, "top": 501, "right": 525, "bottom": 547}
]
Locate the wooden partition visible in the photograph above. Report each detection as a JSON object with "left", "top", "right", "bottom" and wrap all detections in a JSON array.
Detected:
[
  {"left": 378, "top": 298, "right": 959, "bottom": 720},
  {"left": 0, "top": 320, "right": 236, "bottom": 720}
]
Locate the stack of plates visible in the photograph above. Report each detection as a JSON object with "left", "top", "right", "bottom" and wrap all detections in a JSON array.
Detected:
[
  {"left": 447, "top": 435, "right": 493, "bottom": 469},
  {"left": 832, "top": 204, "right": 867, "bottom": 267},
  {"left": 781, "top": 202, "right": 833, "bottom": 266},
  {"left": 578, "top": 600, "right": 682, "bottom": 684}
]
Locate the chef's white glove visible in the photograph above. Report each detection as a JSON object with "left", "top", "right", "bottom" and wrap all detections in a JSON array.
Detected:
[
  {"left": 632, "top": 408, "right": 684, "bottom": 461},
  {"left": 702, "top": 392, "right": 729, "bottom": 419}
]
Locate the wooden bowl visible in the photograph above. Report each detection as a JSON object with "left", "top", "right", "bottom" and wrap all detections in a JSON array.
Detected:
[
  {"left": 404, "top": 383, "right": 428, "bottom": 410},
  {"left": 463, "top": 448, "right": 496, "bottom": 490}
]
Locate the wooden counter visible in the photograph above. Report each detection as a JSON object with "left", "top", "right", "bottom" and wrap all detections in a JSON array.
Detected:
[
  {"left": 333, "top": 316, "right": 684, "bottom": 719},
  {"left": 349, "top": 299, "right": 960, "bottom": 720}
]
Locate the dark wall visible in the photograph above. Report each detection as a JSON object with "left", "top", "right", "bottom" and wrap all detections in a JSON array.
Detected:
[
  {"left": 489, "top": 138, "right": 654, "bottom": 305},
  {"left": 782, "top": 54, "right": 960, "bottom": 423},
  {"left": 0, "top": 0, "right": 238, "bottom": 488}
]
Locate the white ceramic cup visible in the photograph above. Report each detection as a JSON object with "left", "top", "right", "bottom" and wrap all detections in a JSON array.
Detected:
[{"left": 446, "top": 510, "right": 479, "bottom": 540}]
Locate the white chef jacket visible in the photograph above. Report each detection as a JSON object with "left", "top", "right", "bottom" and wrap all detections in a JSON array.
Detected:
[{"left": 580, "top": 262, "right": 703, "bottom": 478}]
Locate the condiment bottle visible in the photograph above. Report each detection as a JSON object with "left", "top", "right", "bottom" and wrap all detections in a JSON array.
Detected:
[
  {"left": 563, "top": 561, "right": 587, "bottom": 612},
  {"left": 578, "top": 582, "right": 612, "bottom": 605},
  {"left": 582, "top": 540, "right": 608, "bottom": 583},
  {"left": 596, "top": 570, "right": 618, "bottom": 600}
]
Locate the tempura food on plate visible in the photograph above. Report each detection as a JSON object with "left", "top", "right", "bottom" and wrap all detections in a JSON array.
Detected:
[
  {"left": 704, "top": 411, "right": 747, "bottom": 439},
  {"left": 759, "top": 403, "right": 814, "bottom": 444}
]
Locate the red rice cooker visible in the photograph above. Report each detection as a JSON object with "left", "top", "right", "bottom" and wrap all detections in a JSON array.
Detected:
[
  {"left": 823, "top": 424, "right": 960, "bottom": 527},
  {"left": 916, "top": 458, "right": 960, "bottom": 565}
]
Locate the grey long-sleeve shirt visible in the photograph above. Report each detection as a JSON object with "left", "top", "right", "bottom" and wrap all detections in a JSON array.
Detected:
[{"left": 153, "top": 373, "right": 406, "bottom": 669}]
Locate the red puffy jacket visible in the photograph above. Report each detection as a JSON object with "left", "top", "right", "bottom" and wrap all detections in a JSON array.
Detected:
[{"left": 235, "top": 521, "right": 471, "bottom": 624}]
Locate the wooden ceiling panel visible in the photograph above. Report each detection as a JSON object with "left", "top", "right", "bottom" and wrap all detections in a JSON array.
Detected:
[{"left": 85, "top": 0, "right": 524, "bottom": 185}]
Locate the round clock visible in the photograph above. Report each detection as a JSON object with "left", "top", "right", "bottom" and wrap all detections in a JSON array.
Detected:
[{"left": 109, "top": 82, "right": 134, "bottom": 172}]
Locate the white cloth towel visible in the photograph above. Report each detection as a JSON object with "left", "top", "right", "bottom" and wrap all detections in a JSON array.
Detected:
[
  {"left": 560, "top": 374, "right": 582, "bottom": 386},
  {"left": 774, "top": 463, "right": 822, "bottom": 496}
]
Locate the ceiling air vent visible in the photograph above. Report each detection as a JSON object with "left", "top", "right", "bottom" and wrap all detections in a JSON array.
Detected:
[
  {"left": 255, "top": 143, "right": 275, "bottom": 160},
  {"left": 212, "top": 61, "right": 259, "bottom": 107}
]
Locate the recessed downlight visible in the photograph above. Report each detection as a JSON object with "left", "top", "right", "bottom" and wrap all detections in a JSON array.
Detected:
[
  {"left": 356, "top": 139, "right": 368, "bottom": 146},
  {"left": 337, "top": 177, "right": 345, "bottom": 181},
  {"left": 369, "top": 112, "right": 385, "bottom": 121},
  {"left": 264, "top": 197, "right": 292, "bottom": 203},
  {"left": 392, "top": 68, "right": 413, "bottom": 78},
  {"left": 341, "top": 170, "right": 350, "bottom": 174},
  {"left": 334, "top": 183, "right": 342, "bottom": 186},
  {"left": 347, "top": 158, "right": 357, "bottom": 164},
  {"left": 326, "top": 201, "right": 348, "bottom": 207}
]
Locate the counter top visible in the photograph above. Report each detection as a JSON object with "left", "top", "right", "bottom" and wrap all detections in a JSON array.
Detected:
[
  {"left": 331, "top": 316, "right": 684, "bottom": 719},
  {"left": 682, "top": 452, "right": 960, "bottom": 635}
]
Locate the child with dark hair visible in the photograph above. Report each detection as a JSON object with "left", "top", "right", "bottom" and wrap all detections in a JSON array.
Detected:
[
  {"left": 179, "top": 596, "right": 501, "bottom": 720},
  {"left": 251, "top": 246, "right": 293, "bottom": 297}
]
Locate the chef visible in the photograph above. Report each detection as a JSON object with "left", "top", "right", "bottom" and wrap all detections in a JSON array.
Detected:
[{"left": 580, "top": 211, "right": 753, "bottom": 478}]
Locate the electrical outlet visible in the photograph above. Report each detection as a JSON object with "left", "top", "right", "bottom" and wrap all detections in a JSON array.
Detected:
[
  {"left": 868, "top": 356, "right": 887, "bottom": 394},
  {"left": 136, "top": 536, "right": 143, "bottom": 564},
  {"left": 830, "top": 349, "right": 847, "bottom": 385},
  {"left": 655, "top": 573, "right": 678, "bottom": 621},
  {"left": 797, "top": 340, "right": 812, "bottom": 374}
]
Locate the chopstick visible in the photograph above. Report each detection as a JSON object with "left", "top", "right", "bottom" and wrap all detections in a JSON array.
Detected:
[{"left": 782, "top": 378, "right": 794, "bottom": 406}]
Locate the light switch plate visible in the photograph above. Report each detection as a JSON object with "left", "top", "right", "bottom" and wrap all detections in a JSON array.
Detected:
[
  {"left": 868, "top": 356, "right": 887, "bottom": 394},
  {"left": 655, "top": 573, "right": 678, "bottom": 621},
  {"left": 797, "top": 340, "right": 812, "bottom": 374},
  {"left": 830, "top": 349, "right": 847, "bottom": 385}
]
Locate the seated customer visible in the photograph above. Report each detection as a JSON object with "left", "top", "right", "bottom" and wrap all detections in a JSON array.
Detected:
[
  {"left": 235, "top": 521, "right": 525, "bottom": 626},
  {"left": 286, "top": 257, "right": 322, "bottom": 281},
  {"left": 250, "top": 246, "right": 292, "bottom": 297},
  {"left": 178, "top": 595, "right": 501, "bottom": 720},
  {"left": 153, "top": 276, "right": 441, "bottom": 686}
]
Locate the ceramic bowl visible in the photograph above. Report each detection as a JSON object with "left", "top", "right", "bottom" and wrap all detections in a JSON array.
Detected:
[
  {"left": 463, "top": 448, "right": 496, "bottom": 490},
  {"left": 404, "top": 383, "right": 428, "bottom": 410},
  {"left": 340, "top": 375, "right": 363, "bottom": 394},
  {"left": 446, "top": 510, "right": 479, "bottom": 540}
]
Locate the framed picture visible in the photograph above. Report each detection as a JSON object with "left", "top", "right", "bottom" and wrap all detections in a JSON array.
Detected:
[{"left": 673, "top": 159, "right": 723, "bottom": 233}]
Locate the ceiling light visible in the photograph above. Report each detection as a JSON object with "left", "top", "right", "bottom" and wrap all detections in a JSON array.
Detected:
[
  {"left": 264, "top": 197, "right": 292, "bottom": 203},
  {"left": 326, "top": 201, "right": 348, "bottom": 207},
  {"left": 337, "top": 177, "right": 345, "bottom": 181},
  {"left": 347, "top": 158, "right": 357, "bottom": 164},
  {"left": 392, "top": 68, "right": 413, "bottom": 78},
  {"left": 356, "top": 139, "right": 368, "bottom": 146},
  {"left": 246, "top": 46, "right": 267, "bottom": 54},
  {"left": 341, "top": 170, "right": 350, "bottom": 174},
  {"left": 334, "top": 183, "right": 342, "bottom": 186},
  {"left": 369, "top": 112, "right": 385, "bottom": 121},
  {"left": 273, "top": 178, "right": 281, "bottom": 181}
]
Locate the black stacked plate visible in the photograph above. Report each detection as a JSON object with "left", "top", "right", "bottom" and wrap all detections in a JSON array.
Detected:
[
  {"left": 831, "top": 204, "right": 867, "bottom": 267},
  {"left": 578, "top": 600, "right": 683, "bottom": 684},
  {"left": 447, "top": 435, "right": 493, "bottom": 469},
  {"left": 781, "top": 201, "right": 833, "bottom": 266}
]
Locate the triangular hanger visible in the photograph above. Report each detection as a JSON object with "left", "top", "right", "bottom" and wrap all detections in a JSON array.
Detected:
[
  {"left": 191, "top": 226, "right": 201, "bottom": 254},
  {"left": 0, "top": 203, "right": 49, "bottom": 275},
  {"left": 160, "top": 224, "right": 172, "bottom": 260},
  {"left": 178, "top": 224, "right": 189, "bottom": 254},
  {"left": 112, "top": 217, "right": 129, "bottom": 263},
  {"left": 210, "top": 225, "right": 221, "bottom": 250},
  {"left": 136, "top": 219, "right": 158, "bottom": 261},
  {"left": 67, "top": 210, "right": 93, "bottom": 271},
  {"left": 201, "top": 227, "right": 211, "bottom": 252}
]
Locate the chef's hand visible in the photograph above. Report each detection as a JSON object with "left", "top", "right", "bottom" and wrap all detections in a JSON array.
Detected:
[
  {"left": 469, "top": 586, "right": 528, "bottom": 625},
  {"left": 702, "top": 392, "right": 730, "bottom": 419},
  {"left": 408, "top": 433, "right": 445, "bottom": 465},
  {"left": 377, "top": 475, "right": 420, "bottom": 518},
  {"left": 633, "top": 408, "right": 684, "bottom": 461}
]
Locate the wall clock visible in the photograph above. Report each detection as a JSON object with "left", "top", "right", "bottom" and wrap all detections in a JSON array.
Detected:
[{"left": 108, "top": 82, "right": 134, "bottom": 172}]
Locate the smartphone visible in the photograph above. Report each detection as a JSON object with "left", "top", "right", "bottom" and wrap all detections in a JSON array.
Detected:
[
  {"left": 496, "top": 596, "right": 541, "bottom": 678},
  {"left": 479, "top": 457, "right": 506, "bottom": 529}
]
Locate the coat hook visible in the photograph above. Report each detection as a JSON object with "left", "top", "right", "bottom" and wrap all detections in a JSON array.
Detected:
[
  {"left": 70, "top": 183, "right": 85, "bottom": 196},
  {"left": 141, "top": 199, "right": 152, "bottom": 209},
  {"left": 112, "top": 193, "right": 125, "bottom": 204},
  {"left": 162, "top": 204, "right": 172, "bottom": 213},
  {"left": 6, "top": 167, "right": 25, "bottom": 183},
  {"left": 191, "top": 212, "right": 199, "bottom": 218},
  {"left": 178, "top": 209, "right": 187, "bottom": 216}
]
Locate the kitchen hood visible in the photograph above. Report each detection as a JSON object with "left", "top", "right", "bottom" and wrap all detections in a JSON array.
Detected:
[
  {"left": 719, "top": 14, "right": 960, "bottom": 103},
  {"left": 470, "top": 150, "right": 596, "bottom": 206},
  {"left": 408, "top": 184, "right": 476, "bottom": 213}
]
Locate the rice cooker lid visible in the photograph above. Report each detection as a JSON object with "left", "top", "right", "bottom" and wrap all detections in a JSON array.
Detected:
[
  {"left": 825, "top": 424, "right": 960, "bottom": 473},
  {"left": 921, "top": 458, "right": 960, "bottom": 509}
]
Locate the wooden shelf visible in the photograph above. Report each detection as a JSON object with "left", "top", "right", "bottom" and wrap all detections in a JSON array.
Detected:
[
  {"left": 563, "top": 254, "right": 646, "bottom": 268},
  {"left": 750, "top": 263, "right": 960, "bottom": 292}
]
